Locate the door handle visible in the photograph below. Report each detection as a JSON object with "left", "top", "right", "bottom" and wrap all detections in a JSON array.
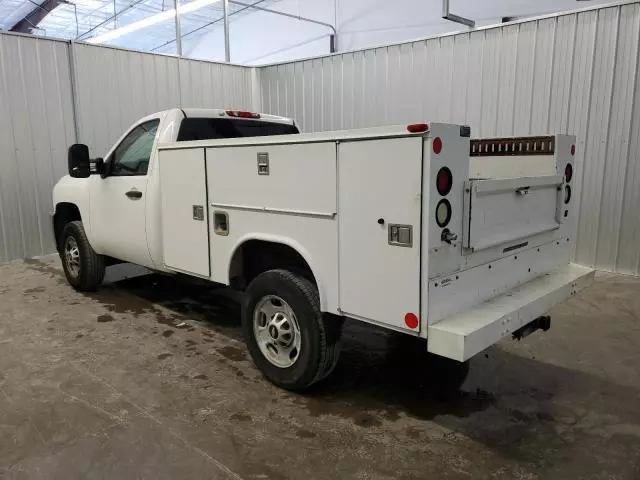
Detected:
[{"left": 125, "top": 189, "right": 142, "bottom": 199}]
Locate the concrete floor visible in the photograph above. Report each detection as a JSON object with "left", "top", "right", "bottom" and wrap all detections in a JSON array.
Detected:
[{"left": 0, "top": 257, "right": 639, "bottom": 480}]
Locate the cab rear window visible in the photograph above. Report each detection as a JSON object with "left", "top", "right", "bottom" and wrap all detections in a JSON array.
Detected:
[{"left": 177, "top": 118, "right": 299, "bottom": 141}]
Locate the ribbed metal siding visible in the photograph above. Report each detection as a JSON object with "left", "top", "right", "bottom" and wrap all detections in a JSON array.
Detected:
[
  {"left": 73, "top": 44, "right": 255, "bottom": 158},
  {"left": 72, "top": 44, "right": 181, "bottom": 158},
  {"left": 259, "top": 3, "right": 640, "bottom": 275},
  {"left": 0, "top": 35, "right": 255, "bottom": 263},
  {"left": 178, "top": 57, "right": 254, "bottom": 112},
  {"left": 0, "top": 34, "right": 75, "bottom": 263}
]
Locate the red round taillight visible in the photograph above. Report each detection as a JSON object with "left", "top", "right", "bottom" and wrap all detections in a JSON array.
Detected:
[
  {"left": 405, "top": 313, "right": 419, "bottom": 329},
  {"left": 435, "top": 199, "right": 452, "bottom": 227},
  {"left": 565, "top": 163, "right": 573, "bottom": 183},
  {"left": 571, "top": 144, "right": 576, "bottom": 156},
  {"left": 436, "top": 167, "right": 453, "bottom": 196},
  {"left": 433, "top": 137, "right": 443, "bottom": 154}
]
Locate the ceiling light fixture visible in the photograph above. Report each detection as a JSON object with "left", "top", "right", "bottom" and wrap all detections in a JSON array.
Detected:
[{"left": 86, "top": 0, "right": 221, "bottom": 44}]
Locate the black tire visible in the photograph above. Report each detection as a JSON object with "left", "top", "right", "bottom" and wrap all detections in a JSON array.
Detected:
[
  {"left": 59, "top": 220, "right": 105, "bottom": 292},
  {"left": 242, "top": 269, "right": 342, "bottom": 391}
]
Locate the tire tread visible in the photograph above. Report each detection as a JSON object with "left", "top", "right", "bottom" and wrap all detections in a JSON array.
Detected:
[{"left": 61, "top": 221, "right": 105, "bottom": 291}]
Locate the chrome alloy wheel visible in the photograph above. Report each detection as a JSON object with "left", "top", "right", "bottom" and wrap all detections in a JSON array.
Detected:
[
  {"left": 64, "top": 236, "right": 81, "bottom": 279},
  {"left": 253, "top": 295, "right": 301, "bottom": 368}
]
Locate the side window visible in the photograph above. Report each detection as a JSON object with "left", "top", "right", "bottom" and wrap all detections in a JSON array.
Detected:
[{"left": 110, "top": 119, "right": 160, "bottom": 176}]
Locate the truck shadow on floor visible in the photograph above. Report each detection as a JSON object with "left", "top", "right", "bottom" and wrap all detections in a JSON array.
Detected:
[{"left": 98, "top": 270, "right": 640, "bottom": 461}]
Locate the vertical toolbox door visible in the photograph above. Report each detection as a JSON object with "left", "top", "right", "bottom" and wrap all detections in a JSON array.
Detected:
[
  {"left": 338, "top": 137, "right": 423, "bottom": 331},
  {"left": 159, "top": 148, "right": 210, "bottom": 277}
]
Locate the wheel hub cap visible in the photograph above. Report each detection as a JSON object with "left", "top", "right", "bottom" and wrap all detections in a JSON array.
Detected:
[
  {"left": 64, "top": 236, "right": 80, "bottom": 278},
  {"left": 253, "top": 295, "right": 301, "bottom": 368}
]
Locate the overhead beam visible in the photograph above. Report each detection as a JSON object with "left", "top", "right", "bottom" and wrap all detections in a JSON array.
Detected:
[
  {"left": 442, "top": 0, "right": 474, "bottom": 28},
  {"left": 10, "top": 0, "right": 64, "bottom": 33},
  {"left": 229, "top": 0, "right": 337, "bottom": 53}
]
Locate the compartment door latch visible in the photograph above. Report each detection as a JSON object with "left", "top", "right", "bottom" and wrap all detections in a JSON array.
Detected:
[{"left": 388, "top": 224, "right": 413, "bottom": 247}]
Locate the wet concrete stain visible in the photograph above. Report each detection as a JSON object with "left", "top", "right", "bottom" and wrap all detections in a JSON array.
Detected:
[
  {"left": 81, "top": 274, "right": 245, "bottom": 345},
  {"left": 193, "top": 374, "right": 208, "bottom": 381},
  {"left": 353, "top": 412, "right": 382, "bottom": 428},
  {"left": 296, "top": 428, "right": 317, "bottom": 439},
  {"left": 230, "top": 412, "right": 252, "bottom": 422},
  {"left": 157, "top": 353, "right": 172, "bottom": 360},
  {"left": 23, "top": 258, "right": 65, "bottom": 278},
  {"left": 97, "top": 314, "right": 114, "bottom": 323},
  {"left": 217, "top": 345, "right": 246, "bottom": 362},
  {"left": 162, "top": 330, "right": 174, "bottom": 338},
  {"left": 24, "top": 286, "right": 45, "bottom": 294}
]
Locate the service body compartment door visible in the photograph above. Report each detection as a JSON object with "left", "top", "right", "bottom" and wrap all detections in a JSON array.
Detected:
[
  {"left": 463, "top": 175, "right": 563, "bottom": 252},
  {"left": 338, "top": 137, "right": 422, "bottom": 331},
  {"left": 158, "top": 147, "right": 210, "bottom": 277}
]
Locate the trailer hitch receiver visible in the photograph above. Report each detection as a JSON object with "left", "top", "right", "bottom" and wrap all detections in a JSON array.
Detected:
[{"left": 512, "top": 315, "right": 551, "bottom": 341}]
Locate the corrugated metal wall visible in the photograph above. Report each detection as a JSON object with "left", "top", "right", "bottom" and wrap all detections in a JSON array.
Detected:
[
  {"left": 0, "top": 33, "right": 255, "bottom": 263},
  {"left": 73, "top": 44, "right": 255, "bottom": 157},
  {"left": 0, "top": 34, "right": 75, "bottom": 262},
  {"left": 259, "top": 2, "right": 640, "bottom": 276}
]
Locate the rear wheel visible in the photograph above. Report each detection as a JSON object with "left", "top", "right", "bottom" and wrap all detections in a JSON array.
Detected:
[
  {"left": 60, "top": 221, "right": 105, "bottom": 291},
  {"left": 242, "top": 269, "right": 342, "bottom": 391}
]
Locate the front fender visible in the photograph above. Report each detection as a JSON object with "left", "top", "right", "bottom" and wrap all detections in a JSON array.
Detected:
[{"left": 52, "top": 175, "right": 92, "bottom": 238}]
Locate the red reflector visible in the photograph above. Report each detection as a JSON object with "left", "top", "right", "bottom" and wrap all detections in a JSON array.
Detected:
[
  {"left": 565, "top": 163, "right": 573, "bottom": 183},
  {"left": 436, "top": 167, "right": 453, "bottom": 196},
  {"left": 571, "top": 144, "right": 576, "bottom": 156},
  {"left": 405, "top": 313, "right": 419, "bottom": 329},
  {"left": 433, "top": 137, "right": 443, "bottom": 154},
  {"left": 226, "top": 110, "right": 261, "bottom": 119},
  {"left": 407, "top": 123, "right": 429, "bottom": 133}
]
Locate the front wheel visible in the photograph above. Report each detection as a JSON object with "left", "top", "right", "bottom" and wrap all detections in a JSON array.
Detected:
[
  {"left": 60, "top": 221, "right": 105, "bottom": 291},
  {"left": 242, "top": 269, "right": 342, "bottom": 391}
]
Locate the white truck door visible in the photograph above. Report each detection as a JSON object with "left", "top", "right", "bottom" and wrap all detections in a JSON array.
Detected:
[
  {"left": 338, "top": 137, "right": 423, "bottom": 331},
  {"left": 158, "top": 147, "right": 210, "bottom": 277},
  {"left": 89, "top": 118, "right": 160, "bottom": 268}
]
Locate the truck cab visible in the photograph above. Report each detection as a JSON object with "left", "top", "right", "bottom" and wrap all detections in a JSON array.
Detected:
[{"left": 53, "top": 108, "right": 298, "bottom": 274}]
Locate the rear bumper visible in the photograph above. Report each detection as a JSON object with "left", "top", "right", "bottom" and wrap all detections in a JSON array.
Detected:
[{"left": 426, "top": 263, "right": 595, "bottom": 361}]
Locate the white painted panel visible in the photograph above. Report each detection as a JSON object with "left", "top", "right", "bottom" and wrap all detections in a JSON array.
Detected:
[
  {"left": 338, "top": 137, "right": 422, "bottom": 331},
  {"left": 429, "top": 237, "right": 572, "bottom": 325},
  {"left": 206, "top": 142, "right": 336, "bottom": 214},
  {"left": 159, "top": 148, "right": 210, "bottom": 277},
  {"left": 465, "top": 176, "right": 563, "bottom": 251},
  {"left": 428, "top": 263, "right": 594, "bottom": 361}
]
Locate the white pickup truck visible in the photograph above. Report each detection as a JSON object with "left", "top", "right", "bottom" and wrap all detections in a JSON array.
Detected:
[{"left": 53, "top": 107, "right": 594, "bottom": 391}]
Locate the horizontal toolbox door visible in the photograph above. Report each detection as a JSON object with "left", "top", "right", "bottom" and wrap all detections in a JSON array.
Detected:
[{"left": 463, "top": 175, "right": 564, "bottom": 252}]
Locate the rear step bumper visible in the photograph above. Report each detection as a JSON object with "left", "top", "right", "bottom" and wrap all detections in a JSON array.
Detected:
[{"left": 427, "top": 263, "right": 595, "bottom": 362}]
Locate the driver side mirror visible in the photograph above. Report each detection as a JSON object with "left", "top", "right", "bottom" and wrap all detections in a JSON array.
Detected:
[{"left": 68, "top": 144, "right": 90, "bottom": 178}]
